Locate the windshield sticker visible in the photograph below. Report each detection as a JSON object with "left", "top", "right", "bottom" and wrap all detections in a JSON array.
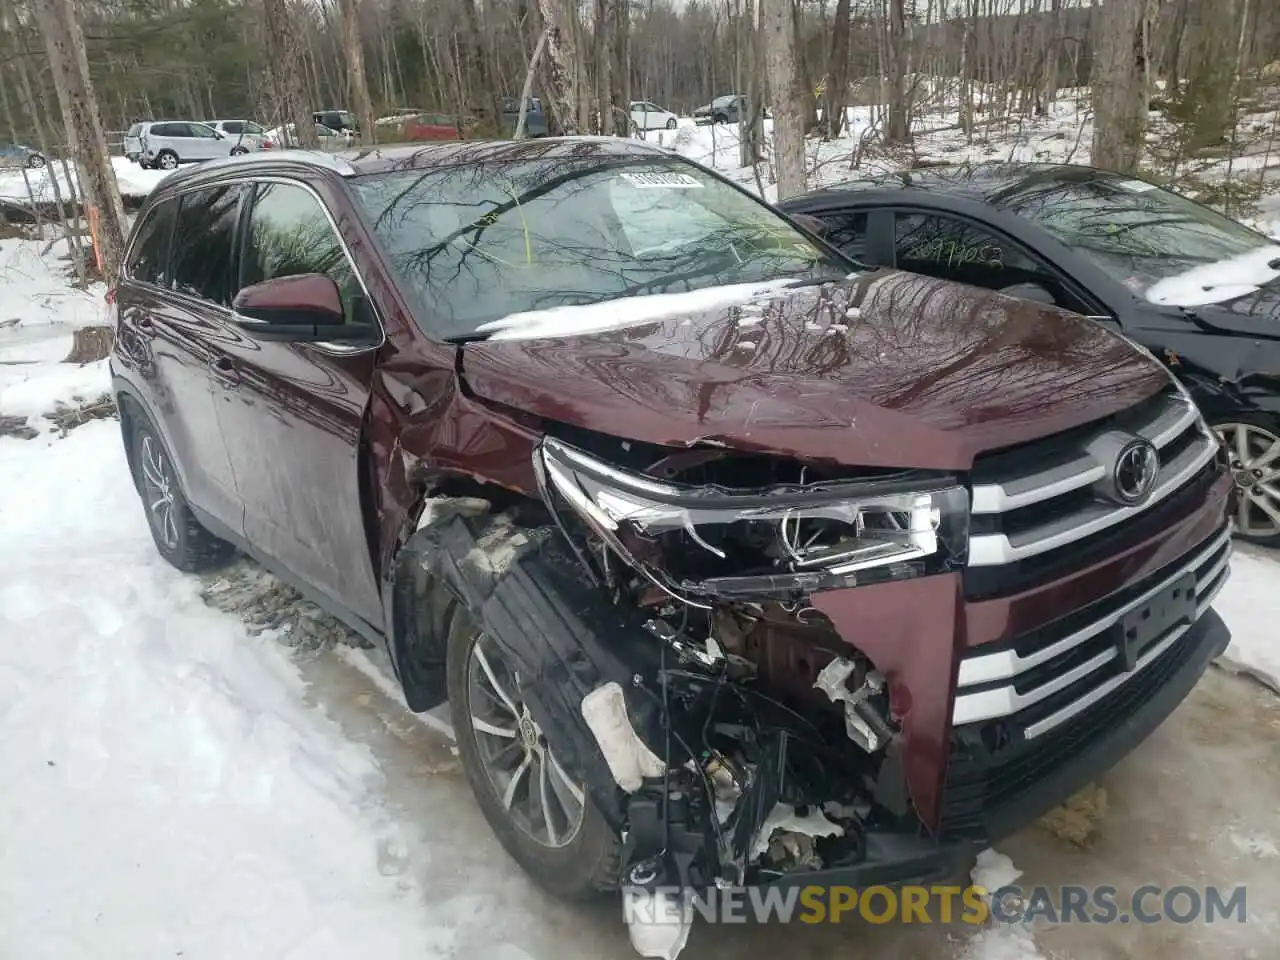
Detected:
[
  {"left": 1116, "top": 179, "right": 1158, "bottom": 193},
  {"left": 620, "top": 171, "right": 704, "bottom": 189}
]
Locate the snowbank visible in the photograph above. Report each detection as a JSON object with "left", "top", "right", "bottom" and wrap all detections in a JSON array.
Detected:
[{"left": 0, "top": 155, "right": 172, "bottom": 204}]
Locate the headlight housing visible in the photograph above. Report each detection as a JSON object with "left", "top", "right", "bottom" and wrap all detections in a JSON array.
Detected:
[{"left": 535, "top": 437, "right": 970, "bottom": 602}]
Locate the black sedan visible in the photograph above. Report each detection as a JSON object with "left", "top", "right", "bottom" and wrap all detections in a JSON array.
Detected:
[{"left": 778, "top": 163, "right": 1280, "bottom": 546}]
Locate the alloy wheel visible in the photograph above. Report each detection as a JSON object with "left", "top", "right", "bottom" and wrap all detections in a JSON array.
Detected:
[
  {"left": 1215, "top": 421, "right": 1280, "bottom": 539},
  {"left": 159, "top": 153, "right": 178, "bottom": 170},
  {"left": 466, "top": 633, "right": 586, "bottom": 848},
  {"left": 139, "top": 434, "right": 180, "bottom": 549}
]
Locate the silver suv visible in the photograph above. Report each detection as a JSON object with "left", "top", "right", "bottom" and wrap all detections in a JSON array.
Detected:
[
  {"left": 204, "top": 120, "right": 274, "bottom": 153},
  {"left": 123, "top": 121, "right": 248, "bottom": 171}
]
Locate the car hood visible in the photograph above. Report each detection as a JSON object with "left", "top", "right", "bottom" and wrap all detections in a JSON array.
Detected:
[{"left": 459, "top": 270, "right": 1171, "bottom": 471}]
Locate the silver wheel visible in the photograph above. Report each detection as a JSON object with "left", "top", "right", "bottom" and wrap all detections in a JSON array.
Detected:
[
  {"left": 157, "top": 151, "right": 178, "bottom": 170},
  {"left": 466, "top": 633, "right": 585, "bottom": 848},
  {"left": 139, "top": 434, "right": 179, "bottom": 549},
  {"left": 1216, "top": 421, "right": 1280, "bottom": 539},
  {"left": 28, "top": 154, "right": 46, "bottom": 168}
]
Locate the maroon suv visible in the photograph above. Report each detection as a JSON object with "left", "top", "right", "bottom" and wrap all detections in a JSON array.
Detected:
[{"left": 109, "top": 139, "right": 1233, "bottom": 913}]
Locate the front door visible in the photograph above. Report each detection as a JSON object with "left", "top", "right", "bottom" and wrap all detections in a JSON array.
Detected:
[
  {"left": 214, "top": 178, "right": 383, "bottom": 628},
  {"left": 182, "top": 122, "right": 227, "bottom": 160}
]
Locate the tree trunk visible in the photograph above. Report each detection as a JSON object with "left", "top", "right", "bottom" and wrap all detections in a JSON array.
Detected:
[
  {"left": 264, "top": 0, "right": 318, "bottom": 148},
  {"left": 763, "top": 0, "right": 805, "bottom": 199},
  {"left": 595, "top": 0, "right": 615, "bottom": 134},
  {"left": 611, "top": 0, "right": 631, "bottom": 133},
  {"left": 66, "top": 327, "right": 115, "bottom": 365},
  {"left": 823, "top": 0, "right": 851, "bottom": 140},
  {"left": 536, "top": 0, "right": 580, "bottom": 134},
  {"left": 885, "top": 0, "right": 909, "bottom": 142},
  {"left": 516, "top": 28, "right": 551, "bottom": 138},
  {"left": 1091, "top": 0, "right": 1147, "bottom": 172},
  {"left": 36, "top": 0, "right": 128, "bottom": 289},
  {"left": 337, "top": 0, "right": 377, "bottom": 143}
]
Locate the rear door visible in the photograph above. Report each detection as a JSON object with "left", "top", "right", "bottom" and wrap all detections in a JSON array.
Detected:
[
  {"left": 124, "top": 123, "right": 143, "bottom": 158},
  {"left": 215, "top": 178, "right": 383, "bottom": 626},
  {"left": 116, "top": 186, "right": 245, "bottom": 530}
]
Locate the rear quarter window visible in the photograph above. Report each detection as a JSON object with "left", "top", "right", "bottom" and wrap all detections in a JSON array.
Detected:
[{"left": 125, "top": 198, "right": 177, "bottom": 285}]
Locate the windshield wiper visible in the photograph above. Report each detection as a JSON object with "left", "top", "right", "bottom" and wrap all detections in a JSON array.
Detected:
[{"left": 445, "top": 332, "right": 492, "bottom": 344}]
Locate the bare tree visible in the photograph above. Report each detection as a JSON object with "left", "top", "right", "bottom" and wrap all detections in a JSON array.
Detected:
[
  {"left": 536, "top": 0, "right": 581, "bottom": 134},
  {"left": 823, "top": 0, "right": 852, "bottom": 140},
  {"left": 885, "top": 0, "right": 910, "bottom": 142},
  {"left": 516, "top": 27, "right": 551, "bottom": 138},
  {"left": 337, "top": 0, "right": 377, "bottom": 141},
  {"left": 1091, "top": 0, "right": 1147, "bottom": 171},
  {"left": 763, "top": 0, "right": 805, "bottom": 198},
  {"left": 264, "top": 0, "right": 319, "bottom": 148}
]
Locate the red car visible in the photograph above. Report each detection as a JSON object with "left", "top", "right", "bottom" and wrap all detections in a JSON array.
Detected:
[
  {"left": 402, "top": 113, "right": 462, "bottom": 142},
  {"left": 109, "top": 140, "right": 1232, "bottom": 933}
]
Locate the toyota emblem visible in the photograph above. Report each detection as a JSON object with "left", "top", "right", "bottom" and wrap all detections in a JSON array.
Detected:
[{"left": 1113, "top": 439, "right": 1160, "bottom": 505}]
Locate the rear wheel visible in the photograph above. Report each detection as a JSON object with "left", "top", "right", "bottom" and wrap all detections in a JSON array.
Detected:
[
  {"left": 1214, "top": 416, "right": 1280, "bottom": 547},
  {"left": 229, "top": 146, "right": 248, "bottom": 156},
  {"left": 156, "top": 150, "right": 178, "bottom": 170},
  {"left": 129, "top": 418, "right": 235, "bottom": 571},
  {"left": 446, "top": 600, "right": 621, "bottom": 899},
  {"left": 665, "top": 118, "right": 677, "bottom": 130},
  {"left": 27, "top": 153, "right": 46, "bottom": 169}
]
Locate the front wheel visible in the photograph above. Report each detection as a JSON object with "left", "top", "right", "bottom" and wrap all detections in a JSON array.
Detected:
[
  {"left": 229, "top": 146, "right": 248, "bottom": 156},
  {"left": 27, "top": 153, "right": 46, "bottom": 169},
  {"left": 665, "top": 118, "right": 677, "bottom": 130},
  {"left": 155, "top": 150, "right": 178, "bottom": 170},
  {"left": 446, "top": 603, "right": 621, "bottom": 899},
  {"left": 1215, "top": 416, "right": 1280, "bottom": 547}
]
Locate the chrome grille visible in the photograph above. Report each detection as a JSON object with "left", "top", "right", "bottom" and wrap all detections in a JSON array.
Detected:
[
  {"left": 952, "top": 525, "right": 1231, "bottom": 738},
  {"left": 967, "top": 388, "right": 1219, "bottom": 567}
]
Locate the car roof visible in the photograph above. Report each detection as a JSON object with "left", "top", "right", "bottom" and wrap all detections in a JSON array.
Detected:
[
  {"left": 147, "top": 136, "right": 674, "bottom": 192},
  {"left": 793, "top": 162, "right": 1148, "bottom": 209}
]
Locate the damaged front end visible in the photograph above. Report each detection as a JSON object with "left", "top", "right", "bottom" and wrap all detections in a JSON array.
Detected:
[{"left": 405, "top": 435, "right": 972, "bottom": 954}]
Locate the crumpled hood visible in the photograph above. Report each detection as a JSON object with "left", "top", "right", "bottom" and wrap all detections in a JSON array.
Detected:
[{"left": 459, "top": 270, "right": 1172, "bottom": 471}]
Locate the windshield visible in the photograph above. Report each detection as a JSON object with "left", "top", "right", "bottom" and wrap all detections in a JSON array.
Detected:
[
  {"left": 351, "top": 155, "right": 846, "bottom": 340},
  {"left": 1000, "top": 176, "right": 1280, "bottom": 306}
]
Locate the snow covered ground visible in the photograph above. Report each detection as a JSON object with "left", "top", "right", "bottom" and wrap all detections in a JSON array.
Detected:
[
  {"left": 2, "top": 92, "right": 1280, "bottom": 957},
  {"left": 0, "top": 154, "right": 171, "bottom": 205}
]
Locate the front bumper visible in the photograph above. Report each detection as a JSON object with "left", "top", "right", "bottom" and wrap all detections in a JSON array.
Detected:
[{"left": 757, "top": 605, "right": 1228, "bottom": 889}]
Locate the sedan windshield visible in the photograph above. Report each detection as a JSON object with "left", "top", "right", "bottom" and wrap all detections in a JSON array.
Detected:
[
  {"left": 350, "top": 154, "right": 844, "bottom": 340},
  {"left": 1000, "top": 176, "right": 1280, "bottom": 306}
]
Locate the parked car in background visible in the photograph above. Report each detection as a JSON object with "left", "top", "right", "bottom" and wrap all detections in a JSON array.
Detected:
[
  {"left": 629, "top": 100, "right": 678, "bottom": 131},
  {"left": 0, "top": 143, "right": 46, "bottom": 169},
  {"left": 499, "top": 97, "right": 548, "bottom": 137},
  {"left": 123, "top": 121, "right": 247, "bottom": 170},
  {"left": 778, "top": 162, "right": 1280, "bottom": 545},
  {"left": 204, "top": 119, "right": 275, "bottom": 152},
  {"left": 314, "top": 110, "right": 358, "bottom": 135},
  {"left": 397, "top": 113, "right": 464, "bottom": 142},
  {"left": 264, "top": 122, "right": 354, "bottom": 149},
  {"left": 693, "top": 94, "right": 746, "bottom": 124},
  {"left": 110, "top": 142, "right": 1233, "bottom": 946}
]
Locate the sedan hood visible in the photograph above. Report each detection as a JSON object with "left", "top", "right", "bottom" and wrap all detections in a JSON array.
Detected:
[{"left": 459, "top": 271, "right": 1171, "bottom": 471}]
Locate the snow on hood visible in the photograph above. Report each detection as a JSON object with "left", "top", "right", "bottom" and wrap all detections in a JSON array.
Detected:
[
  {"left": 474, "top": 279, "right": 801, "bottom": 341},
  {"left": 1144, "top": 244, "right": 1280, "bottom": 308}
]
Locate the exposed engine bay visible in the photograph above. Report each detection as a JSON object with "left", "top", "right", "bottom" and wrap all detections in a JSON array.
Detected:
[{"left": 404, "top": 434, "right": 971, "bottom": 955}]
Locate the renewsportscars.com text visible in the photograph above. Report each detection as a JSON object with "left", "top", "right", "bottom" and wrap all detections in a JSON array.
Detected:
[{"left": 623, "top": 884, "right": 1249, "bottom": 926}]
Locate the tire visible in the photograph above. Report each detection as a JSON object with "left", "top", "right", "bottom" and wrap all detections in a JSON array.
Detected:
[
  {"left": 229, "top": 146, "right": 248, "bottom": 156},
  {"left": 27, "top": 153, "right": 46, "bottom": 169},
  {"left": 129, "top": 417, "right": 235, "bottom": 572},
  {"left": 156, "top": 150, "right": 179, "bottom": 170},
  {"left": 713, "top": 113, "right": 728, "bottom": 124},
  {"left": 1214, "top": 414, "right": 1280, "bottom": 547},
  {"left": 445, "top": 591, "right": 621, "bottom": 900},
  {"left": 665, "top": 118, "right": 677, "bottom": 130}
]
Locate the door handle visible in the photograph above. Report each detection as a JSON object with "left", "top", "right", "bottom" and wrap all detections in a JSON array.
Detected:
[{"left": 210, "top": 355, "right": 240, "bottom": 385}]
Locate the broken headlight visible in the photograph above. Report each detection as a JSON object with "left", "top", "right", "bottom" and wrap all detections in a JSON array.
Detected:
[{"left": 535, "top": 437, "right": 969, "bottom": 600}]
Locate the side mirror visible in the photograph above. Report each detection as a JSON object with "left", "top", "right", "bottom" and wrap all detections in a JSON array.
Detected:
[
  {"left": 790, "top": 213, "right": 829, "bottom": 237},
  {"left": 232, "top": 274, "right": 377, "bottom": 343}
]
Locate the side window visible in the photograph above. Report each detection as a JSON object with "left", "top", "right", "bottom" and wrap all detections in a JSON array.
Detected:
[
  {"left": 820, "top": 211, "right": 869, "bottom": 261},
  {"left": 221, "top": 121, "right": 243, "bottom": 135},
  {"left": 895, "top": 212, "right": 1038, "bottom": 282},
  {"left": 240, "top": 182, "right": 359, "bottom": 321},
  {"left": 188, "top": 124, "right": 218, "bottom": 139},
  {"left": 244, "top": 122, "right": 264, "bottom": 135},
  {"left": 148, "top": 123, "right": 171, "bottom": 138},
  {"left": 170, "top": 185, "right": 244, "bottom": 305},
  {"left": 125, "top": 198, "right": 177, "bottom": 285}
]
